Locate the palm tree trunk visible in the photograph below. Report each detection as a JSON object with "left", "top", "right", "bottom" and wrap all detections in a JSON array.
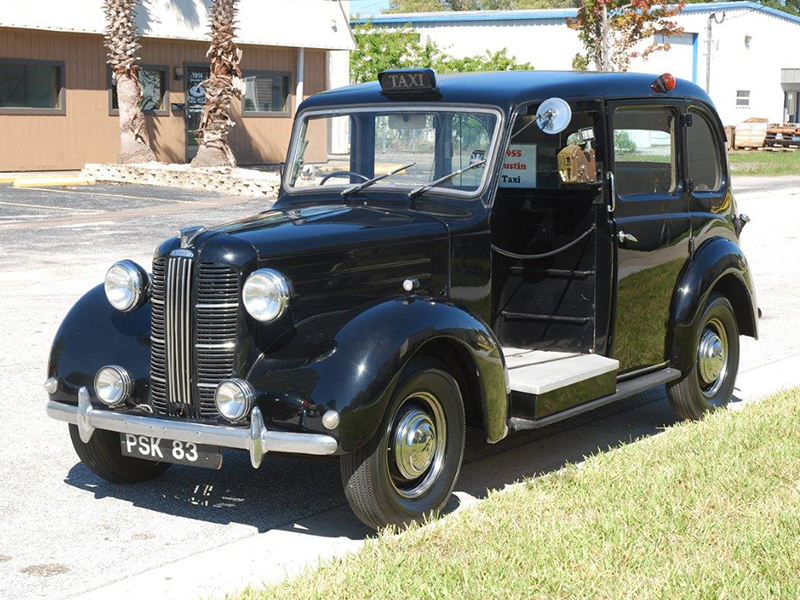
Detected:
[
  {"left": 103, "top": 0, "right": 156, "bottom": 164},
  {"left": 191, "top": 0, "right": 243, "bottom": 168},
  {"left": 116, "top": 70, "right": 156, "bottom": 163}
]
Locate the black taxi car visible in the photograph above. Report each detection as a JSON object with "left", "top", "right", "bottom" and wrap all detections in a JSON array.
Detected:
[{"left": 46, "top": 69, "right": 757, "bottom": 529}]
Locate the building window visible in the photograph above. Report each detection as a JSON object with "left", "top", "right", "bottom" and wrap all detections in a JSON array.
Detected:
[
  {"left": 736, "top": 90, "right": 750, "bottom": 108},
  {"left": 0, "top": 60, "right": 65, "bottom": 115},
  {"left": 242, "top": 71, "right": 290, "bottom": 115},
  {"left": 109, "top": 66, "right": 169, "bottom": 115}
]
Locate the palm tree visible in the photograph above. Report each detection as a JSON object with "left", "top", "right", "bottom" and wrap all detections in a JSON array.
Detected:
[
  {"left": 191, "top": 0, "right": 244, "bottom": 168},
  {"left": 103, "top": 0, "right": 156, "bottom": 163}
]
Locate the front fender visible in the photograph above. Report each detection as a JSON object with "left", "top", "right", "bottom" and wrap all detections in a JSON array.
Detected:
[
  {"left": 669, "top": 237, "right": 758, "bottom": 372},
  {"left": 48, "top": 284, "right": 152, "bottom": 404},
  {"left": 248, "top": 296, "right": 509, "bottom": 453}
]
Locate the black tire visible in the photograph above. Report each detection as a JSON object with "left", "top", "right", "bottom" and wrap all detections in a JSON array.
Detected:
[
  {"left": 341, "top": 358, "right": 466, "bottom": 530},
  {"left": 667, "top": 293, "right": 740, "bottom": 420},
  {"left": 69, "top": 425, "right": 171, "bottom": 484}
]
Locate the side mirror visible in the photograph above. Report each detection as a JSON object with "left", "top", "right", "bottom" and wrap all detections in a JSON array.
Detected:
[{"left": 536, "top": 98, "right": 572, "bottom": 135}]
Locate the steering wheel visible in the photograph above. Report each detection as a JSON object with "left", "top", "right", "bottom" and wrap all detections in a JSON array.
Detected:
[{"left": 320, "top": 171, "right": 370, "bottom": 185}]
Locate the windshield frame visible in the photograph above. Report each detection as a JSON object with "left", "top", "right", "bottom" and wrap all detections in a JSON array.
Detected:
[{"left": 281, "top": 103, "right": 505, "bottom": 200}]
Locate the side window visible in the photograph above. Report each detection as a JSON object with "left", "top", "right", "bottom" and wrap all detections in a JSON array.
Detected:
[
  {"left": 613, "top": 107, "right": 677, "bottom": 196},
  {"left": 686, "top": 111, "right": 722, "bottom": 192},
  {"left": 504, "top": 103, "right": 600, "bottom": 190}
]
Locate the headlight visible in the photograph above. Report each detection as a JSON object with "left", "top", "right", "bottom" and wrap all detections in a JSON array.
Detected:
[
  {"left": 242, "top": 268, "right": 290, "bottom": 322},
  {"left": 94, "top": 365, "right": 132, "bottom": 407},
  {"left": 215, "top": 379, "right": 254, "bottom": 422},
  {"left": 105, "top": 260, "right": 148, "bottom": 312}
]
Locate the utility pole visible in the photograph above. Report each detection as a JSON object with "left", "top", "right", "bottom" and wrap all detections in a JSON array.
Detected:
[{"left": 705, "top": 12, "right": 726, "bottom": 93}]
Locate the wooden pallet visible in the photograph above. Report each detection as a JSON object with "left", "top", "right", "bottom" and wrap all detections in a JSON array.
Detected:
[{"left": 731, "top": 145, "right": 799, "bottom": 152}]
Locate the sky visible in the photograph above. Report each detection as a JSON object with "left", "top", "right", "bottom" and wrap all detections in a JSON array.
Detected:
[{"left": 349, "top": 0, "right": 392, "bottom": 17}]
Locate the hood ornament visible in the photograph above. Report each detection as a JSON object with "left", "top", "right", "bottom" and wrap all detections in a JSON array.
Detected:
[{"left": 179, "top": 226, "right": 207, "bottom": 248}]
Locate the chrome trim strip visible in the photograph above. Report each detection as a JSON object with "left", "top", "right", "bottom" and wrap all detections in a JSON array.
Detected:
[
  {"left": 196, "top": 303, "right": 239, "bottom": 309},
  {"left": 195, "top": 342, "right": 236, "bottom": 349},
  {"left": 48, "top": 390, "right": 338, "bottom": 461}
]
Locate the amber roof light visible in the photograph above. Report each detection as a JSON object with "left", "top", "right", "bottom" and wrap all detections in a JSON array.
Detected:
[{"left": 651, "top": 73, "right": 676, "bottom": 94}]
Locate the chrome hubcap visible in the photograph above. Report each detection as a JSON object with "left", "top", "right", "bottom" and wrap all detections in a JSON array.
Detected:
[
  {"left": 388, "top": 391, "right": 446, "bottom": 499},
  {"left": 393, "top": 410, "right": 436, "bottom": 480},
  {"left": 697, "top": 317, "right": 728, "bottom": 397}
]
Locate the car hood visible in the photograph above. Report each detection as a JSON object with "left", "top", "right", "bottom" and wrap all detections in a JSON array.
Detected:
[{"left": 205, "top": 203, "right": 448, "bottom": 259}]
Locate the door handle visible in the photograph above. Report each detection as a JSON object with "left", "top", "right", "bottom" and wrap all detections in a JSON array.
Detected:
[
  {"left": 607, "top": 171, "right": 616, "bottom": 213},
  {"left": 617, "top": 230, "right": 638, "bottom": 245}
]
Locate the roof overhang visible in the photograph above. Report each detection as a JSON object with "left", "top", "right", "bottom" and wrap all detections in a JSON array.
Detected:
[
  {"left": 353, "top": 1, "right": 800, "bottom": 28},
  {"left": 0, "top": 0, "right": 355, "bottom": 51}
]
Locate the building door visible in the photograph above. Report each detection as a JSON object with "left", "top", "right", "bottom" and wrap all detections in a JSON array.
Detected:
[
  {"left": 185, "top": 65, "right": 210, "bottom": 161},
  {"left": 607, "top": 101, "right": 691, "bottom": 374},
  {"left": 785, "top": 92, "right": 799, "bottom": 124}
]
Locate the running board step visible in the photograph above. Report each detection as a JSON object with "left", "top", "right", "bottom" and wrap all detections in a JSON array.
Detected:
[
  {"left": 508, "top": 367, "right": 682, "bottom": 431},
  {"left": 504, "top": 348, "right": 619, "bottom": 396}
]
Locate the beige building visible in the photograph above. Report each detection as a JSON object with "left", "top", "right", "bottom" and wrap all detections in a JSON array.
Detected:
[{"left": 0, "top": 0, "right": 354, "bottom": 172}]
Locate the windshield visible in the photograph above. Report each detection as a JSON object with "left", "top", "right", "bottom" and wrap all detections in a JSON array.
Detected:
[{"left": 285, "top": 107, "right": 500, "bottom": 197}]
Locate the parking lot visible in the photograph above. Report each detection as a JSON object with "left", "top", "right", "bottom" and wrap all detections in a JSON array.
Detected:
[{"left": 1, "top": 177, "right": 799, "bottom": 600}]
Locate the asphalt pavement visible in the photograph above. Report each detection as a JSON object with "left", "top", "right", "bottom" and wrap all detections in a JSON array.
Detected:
[{"left": 0, "top": 177, "right": 798, "bottom": 600}]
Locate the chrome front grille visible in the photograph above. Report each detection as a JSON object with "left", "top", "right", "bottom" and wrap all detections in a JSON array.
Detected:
[
  {"left": 165, "top": 255, "right": 194, "bottom": 409},
  {"left": 150, "top": 257, "right": 168, "bottom": 414},
  {"left": 195, "top": 263, "right": 238, "bottom": 419},
  {"left": 149, "top": 254, "right": 239, "bottom": 419}
]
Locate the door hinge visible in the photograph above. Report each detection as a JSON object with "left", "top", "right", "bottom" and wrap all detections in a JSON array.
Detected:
[
  {"left": 685, "top": 178, "right": 695, "bottom": 193},
  {"left": 682, "top": 113, "right": 694, "bottom": 127},
  {"left": 689, "top": 238, "right": 696, "bottom": 257}
]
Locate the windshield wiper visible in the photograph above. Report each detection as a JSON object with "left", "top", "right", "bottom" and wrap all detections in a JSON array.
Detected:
[
  {"left": 407, "top": 159, "right": 487, "bottom": 200},
  {"left": 341, "top": 162, "right": 415, "bottom": 198}
]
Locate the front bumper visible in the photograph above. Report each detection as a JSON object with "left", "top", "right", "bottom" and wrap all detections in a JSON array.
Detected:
[{"left": 47, "top": 387, "right": 338, "bottom": 468}]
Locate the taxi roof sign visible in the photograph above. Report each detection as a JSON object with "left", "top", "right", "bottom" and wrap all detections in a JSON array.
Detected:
[{"left": 378, "top": 69, "right": 438, "bottom": 96}]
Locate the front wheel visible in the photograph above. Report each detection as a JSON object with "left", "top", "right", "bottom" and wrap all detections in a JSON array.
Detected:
[
  {"left": 341, "top": 359, "right": 465, "bottom": 530},
  {"left": 69, "top": 425, "right": 171, "bottom": 484},
  {"left": 667, "top": 293, "right": 740, "bottom": 420}
]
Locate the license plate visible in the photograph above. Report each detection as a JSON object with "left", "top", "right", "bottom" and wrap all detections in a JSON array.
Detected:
[{"left": 120, "top": 433, "right": 222, "bottom": 469}]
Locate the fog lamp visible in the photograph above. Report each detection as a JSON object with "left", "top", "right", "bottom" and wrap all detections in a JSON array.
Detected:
[
  {"left": 94, "top": 365, "right": 132, "bottom": 407},
  {"left": 215, "top": 379, "right": 254, "bottom": 423}
]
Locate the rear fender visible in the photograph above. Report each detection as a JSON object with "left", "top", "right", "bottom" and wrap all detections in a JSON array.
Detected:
[
  {"left": 248, "top": 296, "right": 509, "bottom": 453},
  {"left": 669, "top": 237, "right": 758, "bottom": 373}
]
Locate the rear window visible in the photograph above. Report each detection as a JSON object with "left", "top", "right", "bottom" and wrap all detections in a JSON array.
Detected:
[
  {"left": 686, "top": 110, "right": 722, "bottom": 192},
  {"left": 613, "top": 107, "right": 677, "bottom": 196}
]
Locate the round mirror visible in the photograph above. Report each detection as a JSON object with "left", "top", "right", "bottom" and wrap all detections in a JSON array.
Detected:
[{"left": 536, "top": 98, "right": 572, "bottom": 135}]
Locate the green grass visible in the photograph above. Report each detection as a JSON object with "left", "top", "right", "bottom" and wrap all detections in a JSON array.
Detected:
[
  {"left": 729, "top": 151, "right": 800, "bottom": 176},
  {"left": 236, "top": 388, "right": 800, "bottom": 600}
]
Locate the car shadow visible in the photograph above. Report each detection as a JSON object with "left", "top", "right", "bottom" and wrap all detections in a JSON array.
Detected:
[{"left": 64, "top": 386, "right": 681, "bottom": 539}]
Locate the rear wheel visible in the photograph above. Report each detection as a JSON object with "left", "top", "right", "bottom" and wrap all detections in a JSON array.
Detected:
[
  {"left": 341, "top": 359, "right": 465, "bottom": 530},
  {"left": 668, "top": 293, "right": 739, "bottom": 420},
  {"left": 69, "top": 425, "right": 171, "bottom": 483}
]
